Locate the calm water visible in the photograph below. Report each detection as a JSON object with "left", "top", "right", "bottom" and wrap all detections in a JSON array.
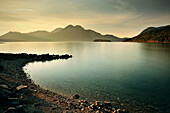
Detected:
[{"left": 0, "top": 42, "right": 170, "bottom": 109}]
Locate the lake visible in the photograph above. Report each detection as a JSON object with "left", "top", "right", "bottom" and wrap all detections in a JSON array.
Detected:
[{"left": 0, "top": 42, "right": 170, "bottom": 110}]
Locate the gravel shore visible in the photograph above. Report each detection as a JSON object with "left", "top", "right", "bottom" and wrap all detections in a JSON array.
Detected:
[
  {"left": 0, "top": 53, "right": 164, "bottom": 113},
  {"left": 0, "top": 53, "right": 129, "bottom": 113}
]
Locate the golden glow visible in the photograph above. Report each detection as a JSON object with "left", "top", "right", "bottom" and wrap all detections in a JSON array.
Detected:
[{"left": 0, "top": 0, "right": 170, "bottom": 37}]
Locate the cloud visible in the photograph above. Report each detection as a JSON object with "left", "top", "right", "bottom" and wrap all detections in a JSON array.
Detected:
[{"left": 0, "top": 0, "right": 169, "bottom": 37}]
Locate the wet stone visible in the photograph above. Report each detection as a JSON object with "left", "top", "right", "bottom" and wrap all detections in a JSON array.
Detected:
[
  {"left": 95, "top": 101, "right": 102, "bottom": 106},
  {"left": 16, "top": 85, "right": 27, "bottom": 91},
  {"left": 73, "top": 94, "right": 80, "bottom": 99},
  {"left": 104, "top": 101, "right": 112, "bottom": 107},
  {"left": 4, "top": 107, "right": 16, "bottom": 113},
  {"left": 0, "top": 84, "right": 9, "bottom": 89},
  {"left": 7, "top": 98, "right": 20, "bottom": 106},
  {"left": 17, "top": 104, "right": 35, "bottom": 113}
]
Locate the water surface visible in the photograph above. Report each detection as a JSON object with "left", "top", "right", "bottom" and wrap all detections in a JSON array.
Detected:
[{"left": 0, "top": 42, "right": 170, "bottom": 110}]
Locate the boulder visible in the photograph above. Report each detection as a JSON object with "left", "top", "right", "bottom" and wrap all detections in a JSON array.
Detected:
[{"left": 73, "top": 94, "right": 80, "bottom": 99}]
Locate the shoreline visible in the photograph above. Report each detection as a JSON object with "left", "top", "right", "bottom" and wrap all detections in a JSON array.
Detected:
[
  {"left": 123, "top": 40, "right": 170, "bottom": 43},
  {"left": 0, "top": 53, "right": 165, "bottom": 113},
  {"left": 0, "top": 53, "right": 129, "bottom": 113}
]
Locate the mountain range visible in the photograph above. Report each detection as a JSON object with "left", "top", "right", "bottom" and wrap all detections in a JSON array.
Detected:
[
  {"left": 0, "top": 25, "right": 121, "bottom": 42},
  {"left": 125, "top": 25, "right": 170, "bottom": 43}
]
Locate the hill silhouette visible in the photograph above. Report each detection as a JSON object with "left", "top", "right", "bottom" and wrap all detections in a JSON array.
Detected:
[
  {"left": 0, "top": 25, "right": 121, "bottom": 42},
  {"left": 125, "top": 25, "right": 170, "bottom": 43}
]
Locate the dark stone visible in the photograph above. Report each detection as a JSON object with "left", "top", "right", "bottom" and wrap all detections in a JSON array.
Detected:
[
  {"left": 73, "top": 94, "right": 80, "bottom": 99},
  {"left": 3, "top": 107, "right": 26, "bottom": 113},
  {"left": 0, "top": 53, "right": 72, "bottom": 62},
  {"left": 95, "top": 101, "right": 102, "bottom": 106},
  {"left": 90, "top": 104, "right": 98, "bottom": 109},
  {"left": 34, "top": 103, "right": 42, "bottom": 107},
  {"left": 51, "top": 107, "right": 57, "bottom": 110},
  {"left": 16, "top": 104, "right": 35, "bottom": 113},
  {"left": 4, "top": 107, "right": 16, "bottom": 113},
  {"left": 104, "top": 101, "right": 112, "bottom": 107},
  {"left": 15, "top": 108, "right": 26, "bottom": 113},
  {"left": 0, "top": 65, "right": 3, "bottom": 71},
  {"left": 0, "top": 88, "right": 12, "bottom": 96},
  {"left": 6, "top": 98, "right": 20, "bottom": 106}
]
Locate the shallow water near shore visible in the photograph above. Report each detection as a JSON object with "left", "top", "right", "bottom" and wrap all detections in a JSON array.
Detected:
[{"left": 0, "top": 42, "right": 170, "bottom": 111}]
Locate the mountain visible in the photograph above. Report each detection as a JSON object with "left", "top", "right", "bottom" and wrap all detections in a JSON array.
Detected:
[
  {"left": 0, "top": 25, "right": 121, "bottom": 42},
  {"left": 50, "top": 25, "right": 102, "bottom": 41},
  {"left": 121, "top": 37, "right": 130, "bottom": 41},
  {"left": 51, "top": 28, "right": 63, "bottom": 33},
  {"left": 50, "top": 25, "right": 121, "bottom": 41},
  {"left": 125, "top": 25, "right": 170, "bottom": 43},
  {"left": 26, "top": 31, "right": 50, "bottom": 40},
  {"left": 102, "top": 34, "right": 121, "bottom": 41},
  {"left": 139, "top": 27, "right": 156, "bottom": 34},
  {"left": 0, "top": 32, "right": 41, "bottom": 42}
]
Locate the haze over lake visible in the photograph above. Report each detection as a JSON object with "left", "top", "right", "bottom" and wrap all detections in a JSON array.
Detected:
[{"left": 0, "top": 42, "right": 170, "bottom": 110}]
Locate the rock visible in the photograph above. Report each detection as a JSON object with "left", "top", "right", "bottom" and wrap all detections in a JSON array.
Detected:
[
  {"left": 73, "top": 94, "right": 80, "bottom": 99},
  {"left": 0, "top": 65, "right": 3, "bottom": 71},
  {"left": 95, "top": 101, "right": 102, "bottom": 106},
  {"left": 122, "top": 109, "right": 129, "bottom": 113},
  {"left": 89, "top": 104, "right": 98, "bottom": 109},
  {"left": 16, "top": 104, "right": 35, "bottom": 113},
  {"left": 16, "top": 85, "right": 27, "bottom": 91},
  {"left": 0, "top": 109, "right": 3, "bottom": 113},
  {"left": 104, "top": 101, "right": 112, "bottom": 107},
  {"left": 51, "top": 107, "right": 57, "bottom": 110},
  {"left": 0, "top": 84, "right": 9, "bottom": 89},
  {"left": 4, "top": 107, "right": 16, "bottom": 113},
  {"left": 34, "top": 90, "right": 38, "bottom": 93},
  {"left": 15, "top": 108, "right": 26, "bottom": 113},
  {"left": 83, "top": 100, "right": 88, "bottom": 104},
  {"left": 67, "top": 102, "right": 73, "bottom": 106},
  {"left": 53, "top": 99, "right": 58, "bottom": 101},
  {"left": 96, "top": 110, "right": 100, "bottom": 113},
  {"left": 0, "top": 88, "right": 12, "bottom": 97},
  {"left": 34, "top": 103, "right": 42, "bottom": 107},
  {"left": 81, "top": 108, "right": 85, "bottom": 111},
  {"left": 7, "top": 98, "right": 20, "bottom": 106}
]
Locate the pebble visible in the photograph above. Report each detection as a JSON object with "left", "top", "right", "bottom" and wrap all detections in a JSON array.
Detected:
[
  {"left": 95, "top": 101, "right": 102, "bottom": 106},
  {"left": 104, "top": 101, "right": 112, "bottom": 107},
  {"left": 16, "top": 85, "right": 27, "bottom": 91},
  {"left": 0, "top": 84, "right": 9, "bottom": 89},
  {"left": 0, "top": 53, "right": 131, "bottom": 113},
  {"left": 4, "top": 107, "right": 16, "bottom": 113},
  {"left": 7, "top": 98, "right": 20, "bottom": 106}
]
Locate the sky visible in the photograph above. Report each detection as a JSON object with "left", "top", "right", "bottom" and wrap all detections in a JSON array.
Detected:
[{"left": 0, "top": 0, "right": 170, "bottom": 37}]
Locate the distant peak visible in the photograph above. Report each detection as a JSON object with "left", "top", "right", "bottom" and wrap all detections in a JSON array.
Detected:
[
  {"left": 33, "top": 30, "right": 49, "bottom": 33},
  {"left": 51, "top": 28, "right": 63, "bottom": 33},
  {"left": 75, "top": 25, "right": 83, "bottom": 28},
  {"left": 65, "top": 25, "right": 84, "bottom": 30},
  {"left": 75, "top": 25, "right": 84, "bottom": 30},
  {"left": 65, "top": 25, "right": 74, "bottom": 28}
]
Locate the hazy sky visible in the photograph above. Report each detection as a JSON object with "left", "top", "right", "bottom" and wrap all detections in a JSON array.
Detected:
[{"left": 0, "top": 0, "right": 170, "bottom": 37}]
